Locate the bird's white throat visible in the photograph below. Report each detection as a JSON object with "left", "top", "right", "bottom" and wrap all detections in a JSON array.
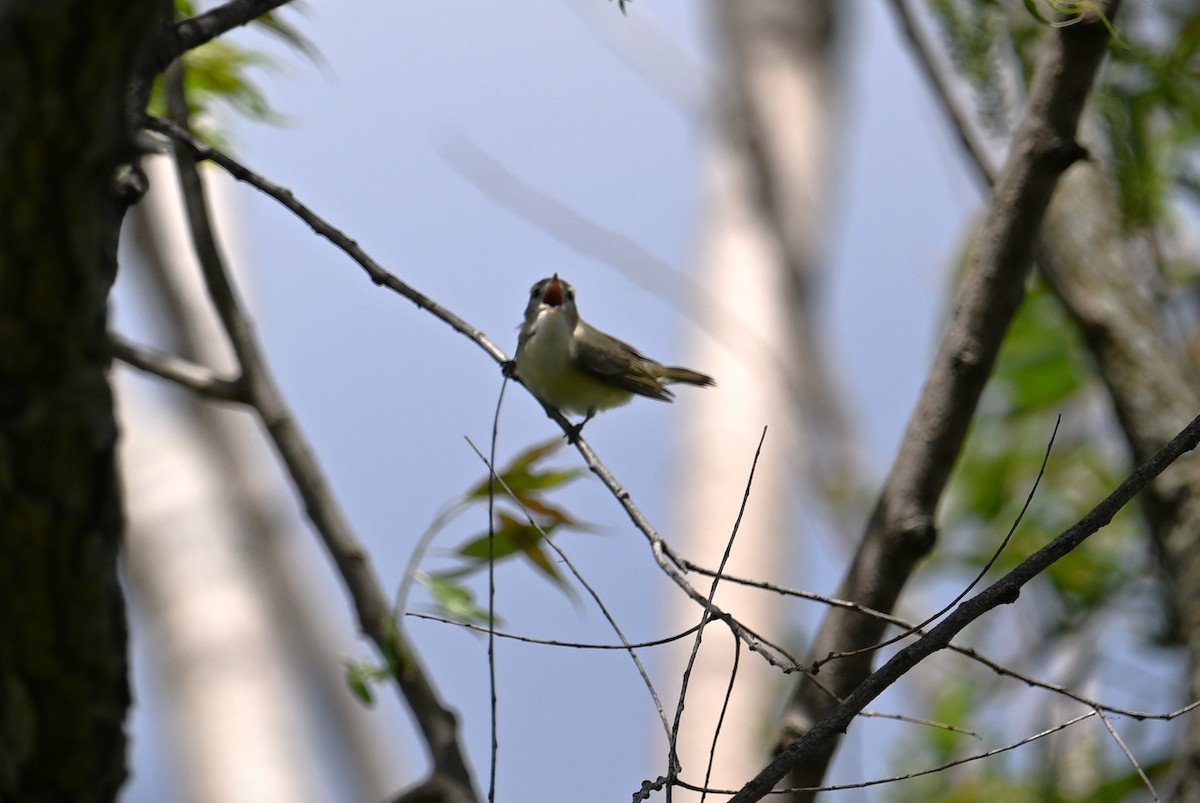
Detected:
[{"left": 516, "top": 306, "right": 633, "bottom": 415}]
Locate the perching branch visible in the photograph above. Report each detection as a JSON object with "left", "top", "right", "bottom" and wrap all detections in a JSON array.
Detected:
[
  {"left": 777, "top": 3, "right": 1121, "bottom": 795},
  {"left": 144, "top": 113, "right": 802, "bottom": 673},
  {"left": 162, "top": 65, "right": 479, "bottom": 803},
  {"left": 732, "top": 405, "right": 1200, "bottom": 802}
]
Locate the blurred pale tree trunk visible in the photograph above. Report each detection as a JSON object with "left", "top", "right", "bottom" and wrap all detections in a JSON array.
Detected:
[
  {"left": 669, "top": 1, "right": 842, "bottom": 793},
  {"left": 118, "top": 155, "right": 402, "bottom": 802}
]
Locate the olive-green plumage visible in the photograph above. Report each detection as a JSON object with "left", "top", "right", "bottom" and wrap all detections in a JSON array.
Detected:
[{"left": 515, "top": 275, "right": 714, "bottom": 424}]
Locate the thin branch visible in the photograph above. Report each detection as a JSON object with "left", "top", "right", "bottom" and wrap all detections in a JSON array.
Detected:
[
  {"left": 860, "top": 710, "right": 978, "bottom": 739},
  {"left": 689, "top": 560, "right": 1200, "bottom": 723},
  {"left": 151, "top": 0, "right": 297, "bottom": 73},
  {"left": 144, "top": 116, "right": 509, "bottom": 367},
  {"left": 669, "top": 427, "right": 769, "bottom": 788},
  {"left": 731, "top": 406, "right": 1200, "bottom": 802},
  {"left": 110, "top": 333, "right": 246, "bottom": 403},
  {"left": 1095, "top": 706, "right": 1159, "bottom": 802},
  {"left": 699, "top": 631, "right": 741, "bottom": 803},
  {"left": 483, "top": 389, "right": 505, "bottom": 803},
  {"left": 886, "top": 0, "right": 1001, "bottom": 186},
  {"left": 813, "top": 415, "right": 1060, "bottom": 671},
  {"left": 571, "top": 431, "right": 803, "bottom": 672},
  {"left": 407, "top": 612, "right": 702, "bottom": 650},
  {"left": 162, "top": 65, "right": 479, "bottom": 803},
  {"left": 948, "top": 648, "right": 1200, "bottom": 724},
  {"left": 683, "top": 711, "right": 1098, "bottom": 797}
]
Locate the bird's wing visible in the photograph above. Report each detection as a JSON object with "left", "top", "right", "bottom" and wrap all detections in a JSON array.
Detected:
[{"left": 572, "top": 324, "right": 674, "bottom": 402}]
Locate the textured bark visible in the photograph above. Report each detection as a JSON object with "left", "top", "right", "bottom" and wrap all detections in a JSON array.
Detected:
[{"left": 0, "top": 2, "right": 159, "bottom": 800}]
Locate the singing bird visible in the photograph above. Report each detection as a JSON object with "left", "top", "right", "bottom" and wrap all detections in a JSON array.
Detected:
[{"left": 514, "top": 274, "right": 714, "bottom": 430}]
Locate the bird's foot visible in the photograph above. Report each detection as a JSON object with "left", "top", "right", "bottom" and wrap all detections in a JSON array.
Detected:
[{"left": 563, "top": 412, "right": 594, "bottom": 444}]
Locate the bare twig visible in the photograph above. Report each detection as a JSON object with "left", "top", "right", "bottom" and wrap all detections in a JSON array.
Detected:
[
  {"left": 886, "top": 0, "right": 1001, "bottom": 186},
  {"left": 571, "top": 432, "right": 802, "bottom": 671},
  {"left": 687, "top": 561, "right": 1200, "bottom": 723},
  {"left": 813, "top": 415, "right": 1060, "bottom": 671},
  {"left": 1095, "top": 706, "right": 1160, "bottom": 801},
  {"left": 143, "top": 116, "right": 509, "bottom": 367},
  {"left": 163, "top": 65, "right": 479, "bottom": 803},
  {"left": 684, "top": 711, "right": 1098, "bottom": 796},
  {"left": 698, "top": 631, "right": 741, "bottom": 803},
  {"left": 483, "top": 387, "right": 505, "bottom": 803},
  {"left": 408, "top": 612, "right": 702, "bottom": 650},
  {"left": 669, "top": 427, "right": 769, "bottom": 791},
  {"left": 732, "top": 405, "right": 1200, "bottom": 802},
  {"left": 110, "top": 333, "right": 246, "bottom": 403}
]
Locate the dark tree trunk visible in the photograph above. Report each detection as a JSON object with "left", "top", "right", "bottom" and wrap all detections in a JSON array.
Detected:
[{"left": 0, "top": 2, "right": 160, "bottom": 800}]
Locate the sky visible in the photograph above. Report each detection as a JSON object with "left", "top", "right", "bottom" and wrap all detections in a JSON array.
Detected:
[{"left": 117, "top": 2, "right": 985, "bottom": 801}]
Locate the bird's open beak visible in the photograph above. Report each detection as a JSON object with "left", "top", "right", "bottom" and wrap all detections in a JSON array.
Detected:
[{"left": 541, "top": 274, "right": 564, "bottom": 307}]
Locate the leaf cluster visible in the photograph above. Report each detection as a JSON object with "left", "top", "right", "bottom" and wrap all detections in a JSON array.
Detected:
[
  {"left": 345, "top": 439, "right": 593, "bottom": 705},
  {"left": 411, "top": 439, "right": 596, "bottom": 628},
  {"left": 148, "top": 1, "right": 318, "bottom": 143}
]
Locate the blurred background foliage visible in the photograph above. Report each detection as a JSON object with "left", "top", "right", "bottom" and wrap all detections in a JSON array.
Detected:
[{"left": 904, "top": 1, "right": 1200, "bottom": 799}]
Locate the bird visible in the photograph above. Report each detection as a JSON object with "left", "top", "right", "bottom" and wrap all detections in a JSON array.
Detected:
[{"left": 514, "top": 274, "right": 714, "bottom": 432}]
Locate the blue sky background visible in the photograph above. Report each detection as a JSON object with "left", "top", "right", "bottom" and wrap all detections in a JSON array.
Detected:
[{"left": 119, "top": 3, "right": 984, "bottom": 800}]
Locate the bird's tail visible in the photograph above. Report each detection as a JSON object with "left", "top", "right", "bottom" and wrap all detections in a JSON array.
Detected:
[{"left": 656, "top": 366, "right": 716, "bottom": 387}]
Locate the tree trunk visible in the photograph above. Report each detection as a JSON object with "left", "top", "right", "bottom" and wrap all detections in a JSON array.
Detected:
[
  {"left": 668, "top": 1, "right": 841, "bottom": 794},
  {"left": 0, "top": 3, "right": 159, "bottom": 799}
]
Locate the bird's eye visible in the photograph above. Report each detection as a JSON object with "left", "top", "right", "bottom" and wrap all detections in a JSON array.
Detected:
[
  {"left": 566, "top": 289, "right": 575, "bottom": 301},
  {"left": 530, "top": 284, "right": 542, "bottom": 298}
]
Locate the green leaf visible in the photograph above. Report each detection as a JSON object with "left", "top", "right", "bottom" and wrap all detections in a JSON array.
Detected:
[
  {"left": 989, "top": 287, "right": 1089, "bottom": 415},
  {"left": 456, "top": 513, "right": 565, "bottom": 585},
  {"left": 254, "top": 8, "right": 323, "bottom": 65},
  {"left": 342, "top": 658, "right": 389, "bottom": 707},
  {"left": 149, "top": 1, "right": 318, "bottom": 144},
  {"left": 420, "top": 573, "right": 494, "bottom": 627},
  {"left": 401, "top": 439, "right": 601, "bottom": 625},
  {"left": 464, "top": 439, "right": 586, "bottom": 501}
]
